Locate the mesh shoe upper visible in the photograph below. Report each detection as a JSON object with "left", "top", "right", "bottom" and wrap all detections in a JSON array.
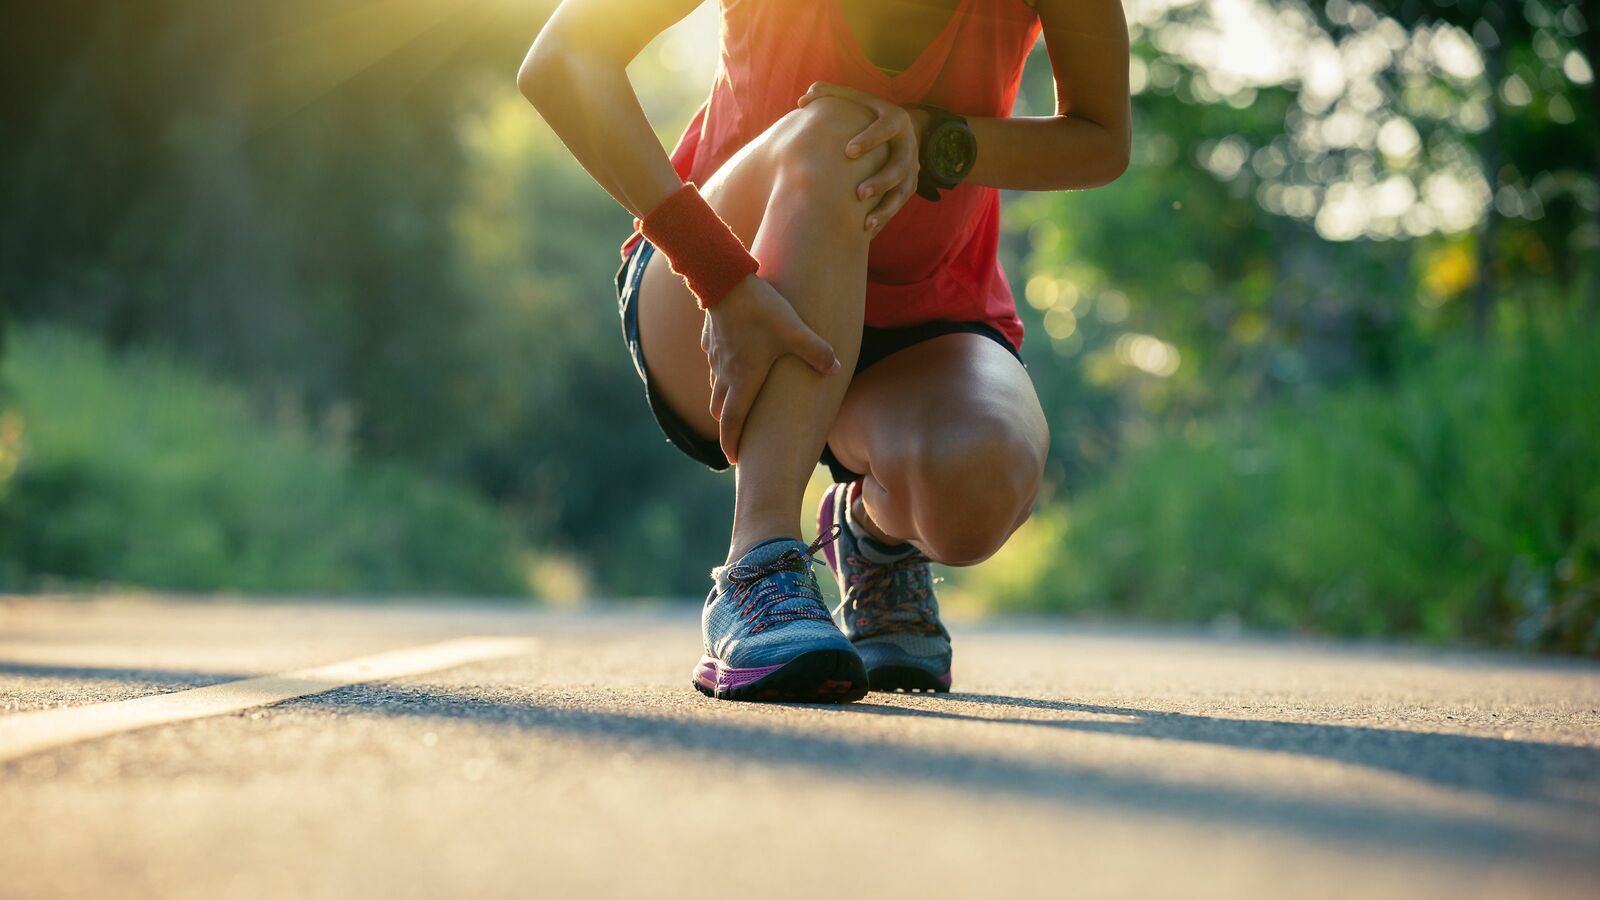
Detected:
[
  {"left": 703, "top": 529, "right": 855, "bottom": 669},
  {"left": 820, "top": 482, "right": 952, "bottom": 671}
]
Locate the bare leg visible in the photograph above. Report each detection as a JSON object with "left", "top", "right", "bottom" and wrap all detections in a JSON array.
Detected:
[
  {"left": 728, "top": 151, "right": 886, "bottom": 559},
  {"left": 825, "top": 333, "right": 1049, "bottom": 566},
  {"left": 635, "top": 97, "right": 888, "bottom": 562}
]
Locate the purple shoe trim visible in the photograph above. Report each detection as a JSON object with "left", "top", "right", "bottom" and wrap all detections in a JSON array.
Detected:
[
  {"left": 818, "top": 483, "right": 842, "bottom": 573},
  {"left": 693, "top": 656, "right": 787, "bottom": 692},
  {"left": 937, "top": 671, "right": 953, "bottom": 688},
  {"left": 693, "top": 657, "right": 717, "bottom": 690}
]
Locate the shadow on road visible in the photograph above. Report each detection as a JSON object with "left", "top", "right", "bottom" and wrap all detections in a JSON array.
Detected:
[
  {"left": 835, "top": 693, "right": 1600, "bottom": 813},
  {"left": 0, "top": 662, "right": 242, "bottom": 689},
  {"left": 294, "top": 682, "right": 1599, "bottom": 862},
  {"left": 8, "top": 660, "right": 1596, "bottom": 862}
]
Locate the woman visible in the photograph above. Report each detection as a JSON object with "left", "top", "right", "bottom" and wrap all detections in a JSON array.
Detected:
[{"left": 518, "top": 0, "right": 1129, "bottom": 702}]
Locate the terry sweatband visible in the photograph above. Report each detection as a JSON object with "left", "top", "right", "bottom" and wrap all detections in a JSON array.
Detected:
[{"left": 638, "top": 182, "right": 759, "bottom": 311}]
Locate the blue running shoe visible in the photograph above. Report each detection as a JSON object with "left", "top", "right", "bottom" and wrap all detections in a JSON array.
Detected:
[
  {"left": 693, "top": 526, "right": 869, "bottom": 703},
  {"left": 818, "top": 480, "right": 952, "bottom": 693}
]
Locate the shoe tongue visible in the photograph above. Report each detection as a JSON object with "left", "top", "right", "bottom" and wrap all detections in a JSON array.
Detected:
[
  {"left": 713, "top": 537, "right": 808, "bottom": 591},
  {"left": 740, "top": 537, "right": 806, "bottom": 567}
]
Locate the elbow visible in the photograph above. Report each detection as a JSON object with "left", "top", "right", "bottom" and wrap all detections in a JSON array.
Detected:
[
  {"left": 1067, "top": 149, "right": 1127, "bottom": 192},
  {"left": 517, "top": 23, "right": 574, "bottom": 106},
  {"left": 1094, "top": 147, "right": 1132, "bottom": 185},
  {"left": 516, "top": 48, "right": 555, "bottom": 105},
  {"left": 1052, "top": 117, "right": 1131, "bottom": 190},
  {"left": 515, "top": 58, "right": 536, "bottom": 102},
  {"left": 519, "top": 35, "right": 617, "bottom": 111},
  {"left": 1097, "top": 121, "right": 1132, "bottom": 186},
  {"left": 1101, "top": 145, "right": 1130, "bottom": 185}
]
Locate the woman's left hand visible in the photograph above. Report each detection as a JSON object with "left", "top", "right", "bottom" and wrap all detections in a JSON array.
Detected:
[{"left": 797, "top": 81, "right": 926, "bottom": 240}]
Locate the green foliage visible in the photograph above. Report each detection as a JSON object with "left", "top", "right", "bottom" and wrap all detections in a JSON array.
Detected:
[
  {"left": 0, "top": 328, "right": 527, "bottom": 596},
  {"left": 445, "top": 94, "right": 736, "bottom": 595},
  {"left": 0, "top": 0, "right": 1595, "bottom": 645},
  {"left": 0, "top": 1, "right": 736, "bottom": 595},
  {"left": 961, "top": 316, "right": 1600, "bottom": 654}
]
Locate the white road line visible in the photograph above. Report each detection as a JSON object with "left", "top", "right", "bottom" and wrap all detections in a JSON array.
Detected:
[{"left": 0, "top": 636, "right": 535, "bottom": 763}]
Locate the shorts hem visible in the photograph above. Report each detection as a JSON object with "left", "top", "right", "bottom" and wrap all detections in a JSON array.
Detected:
[{"left": 616, "top": 237, "right": 1023, "bottom": 484}]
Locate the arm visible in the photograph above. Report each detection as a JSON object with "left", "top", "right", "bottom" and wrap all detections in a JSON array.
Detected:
[
  {"left": 518, "top": 0, "right": 841, "bottom": 463},
  {"left": 515, "top": 0, "right": 699, "bottom": 220},
  {"left": 799, "top": 0, "right": 1131, "bottom": 218},
  {"left": 961, "top": 0, "right": 1132, "bottom": 191}
]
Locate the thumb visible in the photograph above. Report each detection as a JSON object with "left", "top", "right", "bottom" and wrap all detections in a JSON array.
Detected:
[
  {"left": 796, "top": 81, "right": 842, "bottom": 107},
  {"left": 782, "top": 312, "right": 841, "bottom": 375}
]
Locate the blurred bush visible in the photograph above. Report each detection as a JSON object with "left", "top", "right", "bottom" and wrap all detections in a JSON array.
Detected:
[
  {"left": 0, "top": 1, "right": 1595, "bottom": 650},
  {"left": 957, "top": 314, "right": 1599, "bottom": 654},
  {"left": 0, "top": 1, "right": 736, "bottom": 597},
  {"left": 0, "top": 328, "right": 527, "bottom": 596}
]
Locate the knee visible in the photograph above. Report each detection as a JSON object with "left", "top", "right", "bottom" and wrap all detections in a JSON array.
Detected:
[
  {"left": 768, "top": 96, "right": 888, "bottom": 199},
  {"left": 900, "top": 417, "right": 1046, "bottom": 566}
]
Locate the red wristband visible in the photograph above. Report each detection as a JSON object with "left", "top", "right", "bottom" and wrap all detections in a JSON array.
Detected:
[{"left": 638, "top": 182, "right": 759, "bottom": 310}]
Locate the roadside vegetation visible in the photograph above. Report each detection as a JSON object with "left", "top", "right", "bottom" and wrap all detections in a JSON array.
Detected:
[
  {"left": 0, "top": 328, "right": 527, "bottom": 596},
  {"left": 2, "top": 2, "right": 1595, "bottom": 652},
  {"left": 956, "top": 317, "right": 1599, "bottom": 654}
]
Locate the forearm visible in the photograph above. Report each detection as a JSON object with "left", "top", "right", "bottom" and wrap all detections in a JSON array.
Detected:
[
  {"left": 958, "top": 0, "right": 1130, "bottom": 194},
  {"left": 963, "top": 114, "right": 1130, "bottom": 193},
  {"left": 517, "top": 46, "right": 680, "bottom": 220}
]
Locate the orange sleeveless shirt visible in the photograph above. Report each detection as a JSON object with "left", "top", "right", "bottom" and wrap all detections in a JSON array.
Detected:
[{"left": 620, "top": 0, "right": 1042, "bottom": 348}]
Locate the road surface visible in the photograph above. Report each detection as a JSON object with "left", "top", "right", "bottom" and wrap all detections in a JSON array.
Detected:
[{"left": 2, "top": 595, "right": 1597, "bottom": 899}]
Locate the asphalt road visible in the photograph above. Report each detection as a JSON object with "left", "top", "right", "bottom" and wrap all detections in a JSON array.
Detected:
[{"left": 2, "top": 595, "right": 1597, "bottom": 899}]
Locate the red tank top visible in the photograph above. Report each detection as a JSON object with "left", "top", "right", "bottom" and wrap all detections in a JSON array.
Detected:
[{"left": 620, "top": 0, "right": 1041, "bottom": 348}]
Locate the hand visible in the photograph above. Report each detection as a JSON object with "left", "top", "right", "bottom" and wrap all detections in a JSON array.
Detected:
[
  {"left": 701, "top": 274, "right": 842, "bottom": 464},
  {"left": 796, "top": 81, "right": 926, "bottom": 240}
]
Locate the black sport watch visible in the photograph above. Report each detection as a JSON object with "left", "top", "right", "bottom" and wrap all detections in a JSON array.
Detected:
[{"left": 914, "top": 104, "right": 977, "bottom": 202}]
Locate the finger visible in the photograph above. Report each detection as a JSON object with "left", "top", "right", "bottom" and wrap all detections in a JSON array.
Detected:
[
  {"left": 797, "top": 81, "right": 878, "bottom": 109},
  {"left": 889, "top": 128, "right": 919, "bottom": 174},
  {"left": 863, "top": 179, "right": 915, "bottom": 234},
  {"left": 868, "top": 182, "right": 912, "bottom": 224},
  {"left": 719, "top": 386, "right": 750, "bottom": 464},
  {"left": 780, "top": 312, "right": 842, "bottom": 375},
  {"left": 710, "top": 378, "right": 729, "bottom": 421},
  {"left": 873, "top": 135, "right": 920, "bottom": 211},
  {"left": 857, "top": 163, "right": 913, "bottom": 202},
  {"left": 867, "top": 183, "right": 915, "bottom": 236},
  {"left": 862, "top": 130, "right": 918, "bottom": 196},
  {"left": 845, "top": 115, "right": 902, "bottom": 160}
]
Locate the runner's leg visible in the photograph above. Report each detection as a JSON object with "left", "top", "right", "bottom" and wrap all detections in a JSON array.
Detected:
[
  {"left": 635, "top": 97, "right": 887, "bottom": 561},
  {"left": 824, "top": 333, "right": 1048, "bottom": 565}
]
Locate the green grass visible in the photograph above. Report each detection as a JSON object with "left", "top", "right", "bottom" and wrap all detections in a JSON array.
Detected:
[
  {"left": 0, "top": 327, "right": 529, "bottom": 596},
  {"left": 958, "top": 319, "right": 1600, "bottom": 655}
]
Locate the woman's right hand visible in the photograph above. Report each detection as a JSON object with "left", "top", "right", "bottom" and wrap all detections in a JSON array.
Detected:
[{"left": 702, "top": 274, "right": 841, "bottom": 464}]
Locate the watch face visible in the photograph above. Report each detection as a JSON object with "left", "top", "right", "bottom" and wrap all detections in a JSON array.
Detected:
[{"left": 927, "top": 122, "right": 975, "bottom": 184}]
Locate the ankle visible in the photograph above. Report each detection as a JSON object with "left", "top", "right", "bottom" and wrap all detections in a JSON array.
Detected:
[{"left": 726, "top": 533, "right": 800, "bottom": 566}]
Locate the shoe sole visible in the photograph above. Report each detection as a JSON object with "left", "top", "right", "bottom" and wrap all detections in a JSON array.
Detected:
[
  {"left": 867, "top": 664, "right": 952, "bottom": 694},
  {"left": 692, "top": 649, "right": 869, "bottom": 703}
]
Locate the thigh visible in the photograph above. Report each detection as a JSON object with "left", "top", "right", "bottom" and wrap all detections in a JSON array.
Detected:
[{"left": 825, "top": 332, "right": 1048, "bottom": 483}]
